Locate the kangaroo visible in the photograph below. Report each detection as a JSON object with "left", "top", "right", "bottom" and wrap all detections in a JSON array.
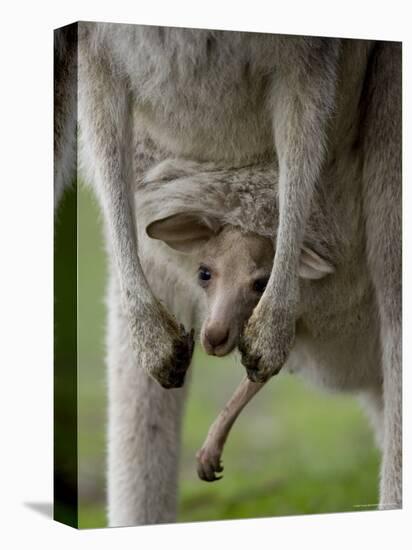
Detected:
[
  {"left": 146, "top": 208, "right": 334, "bottom": 482},
  {"left": 54, "top": 22, "right": 401, "bottom": 524}
]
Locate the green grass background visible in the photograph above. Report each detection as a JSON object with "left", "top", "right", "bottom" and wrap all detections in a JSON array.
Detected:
[{"left": 76, "top": 184, "right": 379, "bottom": 528}]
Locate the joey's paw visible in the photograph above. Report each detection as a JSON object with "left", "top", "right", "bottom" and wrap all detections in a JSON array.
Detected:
[
  {"left": 196, "top": 447, "right": 224, "bottom": 482},
  {"left": 239, "top": 301, "right": 295, "bottom": 383}
]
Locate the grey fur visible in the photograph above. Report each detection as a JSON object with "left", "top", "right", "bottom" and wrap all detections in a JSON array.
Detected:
[{"left": 54, "top": 22, "right": 401, "bottom": 524}]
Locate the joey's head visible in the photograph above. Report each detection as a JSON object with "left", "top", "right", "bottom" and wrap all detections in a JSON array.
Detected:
[
  {"left": 196, "top": 227, "right": 274, "bottom": 356},
  {"left": 147, "top": 212, "right": 273, "bottom": 356},
  {"left": 146, "top": 212, "right": 334, "bottom": 358}
]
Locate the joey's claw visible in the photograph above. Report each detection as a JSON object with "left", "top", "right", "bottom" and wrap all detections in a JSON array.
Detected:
[
  {"left": 197, "top": 463, "right": 223, "bottom": 482},
  {"left": 196, "top": 448, "right": 224, "bottom": 482}
]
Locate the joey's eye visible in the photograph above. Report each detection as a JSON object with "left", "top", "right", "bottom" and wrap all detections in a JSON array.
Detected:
[
  {"left": 253, "top": 277, "right": 268, "bottom": 294},
  {"left": 198, "top": 266, "right": 212, "bottom": 284}
]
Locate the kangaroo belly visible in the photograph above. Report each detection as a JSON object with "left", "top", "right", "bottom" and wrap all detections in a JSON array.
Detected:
[
  {"left": 286, "top": 316, "right": 382, "bottom": 392},
  {"left": 103, "top": 25, "right": 278, "bottom": 163}
]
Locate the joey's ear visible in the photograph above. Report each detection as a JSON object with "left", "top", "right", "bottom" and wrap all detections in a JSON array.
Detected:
[
  {"left": 146, "top": 213, "right": 219, "bottom": 253},
  {"left": 299, "top": 246, "right": 335, "bottom": 280}
]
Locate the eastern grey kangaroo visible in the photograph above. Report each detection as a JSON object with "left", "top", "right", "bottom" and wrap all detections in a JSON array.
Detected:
[{"left": 54, "top": 22, "right": 401, "bottom": 525}]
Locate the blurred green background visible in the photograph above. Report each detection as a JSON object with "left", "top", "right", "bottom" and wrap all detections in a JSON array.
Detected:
[{"left": 75, "top": 184, "right": 379, "bottom": 528}]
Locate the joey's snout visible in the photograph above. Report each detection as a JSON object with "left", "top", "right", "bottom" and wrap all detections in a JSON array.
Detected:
[
  {"left": 201, "top": 320, "right": 234, "bottom": 357},
  {"left": 204, "top": 323, "right": 229, "bottom": 349}
]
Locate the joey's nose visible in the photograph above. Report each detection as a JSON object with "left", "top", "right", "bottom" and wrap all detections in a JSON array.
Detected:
[{"left": 205, "top": 324, "right": 230, "bottom": 350}]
